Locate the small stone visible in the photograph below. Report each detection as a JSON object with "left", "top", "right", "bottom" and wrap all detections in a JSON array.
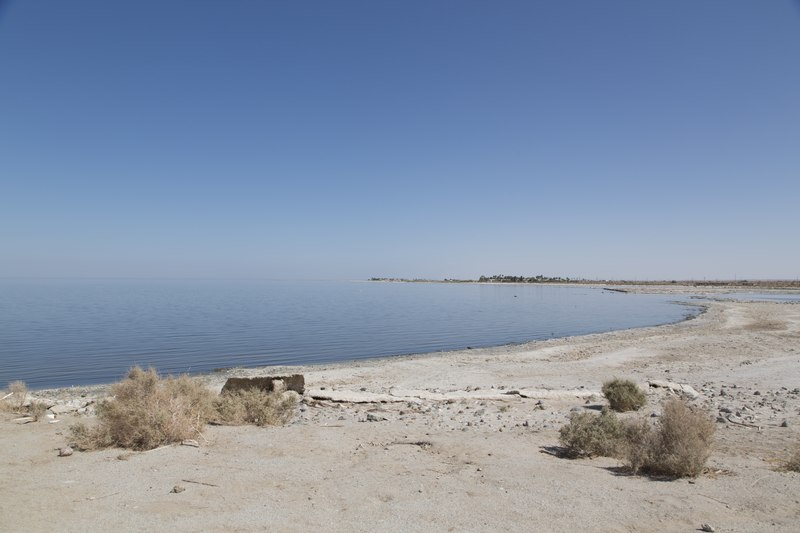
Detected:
[
  {"left": 58, "top": 446, "right": 73, "bottom": 457},
  {"left": 171, "top": 485, "right": 186, "bottom": 494},
  {"left": 700, "top": 524, "right": 715, "bottom": 532},
  {"left": 780, "top": 420, "right": 788, "bottom": 427},
  {"left": 366, "top": 412, "right": 387, "bottom": 422},
  {"left": 181, "top": 439, "right": 200, "bottom": 447}
]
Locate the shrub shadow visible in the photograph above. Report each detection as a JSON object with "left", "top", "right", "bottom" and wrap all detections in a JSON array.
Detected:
[
  {"left": 539, "top": 445, "right": 571, "bottom": 458},
  {"left": 603, "top": 465, "right": 681, "bottom": 482}
]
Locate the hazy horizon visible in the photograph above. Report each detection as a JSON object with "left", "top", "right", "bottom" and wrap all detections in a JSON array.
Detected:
[{"left": 2, "top": 1, "right": 799, "bottom": 281}]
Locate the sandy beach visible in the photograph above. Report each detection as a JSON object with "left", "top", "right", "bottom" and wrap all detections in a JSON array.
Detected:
[{"left": 2, "top": 289, "right": 799, "bottom": 532}]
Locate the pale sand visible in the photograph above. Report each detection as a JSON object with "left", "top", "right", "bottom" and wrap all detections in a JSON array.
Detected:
[{"left": 2, "top": 291, "right": 799, "bottom": 532}]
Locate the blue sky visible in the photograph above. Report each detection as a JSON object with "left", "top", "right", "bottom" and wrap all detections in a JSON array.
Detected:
[{"left": 1, "top": 1, "right": 798, "bottom": 280}]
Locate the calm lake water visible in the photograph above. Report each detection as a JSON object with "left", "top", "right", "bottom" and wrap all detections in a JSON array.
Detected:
[{"left": 0, "top": 280, "right": 700, "bottom": 389}]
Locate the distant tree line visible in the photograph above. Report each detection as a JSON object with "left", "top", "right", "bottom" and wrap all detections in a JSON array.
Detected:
[
  {"left": 369, "top": 276, "right": 800, "bottom": 289},
  {"left": 477, "top": 274, "right": 571, "bottom": 283}
]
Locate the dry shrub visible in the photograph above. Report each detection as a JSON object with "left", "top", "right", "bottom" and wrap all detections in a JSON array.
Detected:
[
  {"left": 624, "top": 398, "right": 715, "bottom": 477},
  {"left": 70, "top": 367, "right": 216, "bottom": 451},
  {"left": 602, "top": 378, "right": 646, "bottom": 412},
  {"left": 9, "top": 381, "right": 28, "bottom": 409},
  {"left": 1, "top": 381, "right": 46, "bottom": 420},
  {"left": 69, "top": 420, "right": 112, "bottom": 451},
  {"left": 557, "top": 399, "right": 715, "bottom": 478},
  {"left": 214, "top": 389, "right": 298, "bottom": 427},
  {"left": 559, "top": 407, "right": 626, "bottom": 458},
  {"left": 27, "top": 401, "right": 49, "bottom": 421}
]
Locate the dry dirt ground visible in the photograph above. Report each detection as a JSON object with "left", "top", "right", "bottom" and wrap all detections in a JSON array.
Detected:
[{"left": 2, "top": 294, "right": 799, "bottom": 532}]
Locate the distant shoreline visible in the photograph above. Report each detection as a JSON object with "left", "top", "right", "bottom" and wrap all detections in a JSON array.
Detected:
[{"left": 368, "top": 277, "right": 800, "bottom": 290}]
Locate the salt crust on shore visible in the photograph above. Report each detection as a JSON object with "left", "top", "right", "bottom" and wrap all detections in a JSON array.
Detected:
[{"left": 2, "top": 288, "right": 799, "bottom": 532}]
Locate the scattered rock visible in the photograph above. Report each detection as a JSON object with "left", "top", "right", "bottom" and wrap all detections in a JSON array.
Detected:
[
  {"left": 170, "top": 485, "right": 186, "bottom": 494},
  {"left": 780, "top": 420, "right": 788, "bottom": 428},
  {"left": 58, "top": 446, "right": 73, "bottom": 457},
  {"left": 309, "top": 389, "right": 408, "bottom": 403},
  {"left": 647, "top": 380, "right": 700, "bottom": 399},
  {"left": 366, "top": 412, "right": 388, "bottom": 422},
  {"left": 49, "top": 399, "right": 95, "bottom": 415},
  {"left": 700, "top": 524, "right": 715, "bottom": 532}
]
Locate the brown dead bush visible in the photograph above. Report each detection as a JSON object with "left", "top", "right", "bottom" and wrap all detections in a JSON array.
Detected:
[
  {"left": 27, "top": 401, "right": 49, "bottom": 421},
  {"left": 8, "top": 381, "right": 28, "bottom": 409},
  {"left": 557, "top": 398, "right": 715, "bottom": 478},
  {"left": 70, "top": 367, "right": 216, "bottom": 451},
  {"left": 69, "top": 420, "right": 112, "bottom": 451},
  {"left": 558, "top": 407, "right": 626, "bottom": 458},
  {"left": 214, "top": 388, "right": 298, "bottom": 427},
  {"left": 602, "top": 378, "right": 646, "bottom": 412},
  {"left": 1, "top": 381, "right": 47, "bottom": 421},
  {"left": 624, "top": 398, "right": 715, "bottom": 477},
  {"left": 70, "top": 368, "right": 299, "bottom": 451}
]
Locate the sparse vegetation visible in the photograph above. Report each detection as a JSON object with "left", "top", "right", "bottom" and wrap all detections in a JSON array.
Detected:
[
  {"left": 27, "top": 401, "right": 49, "bottom": 421},
  {"left": 625, "top": 398, "right": 716, "bottom": 477},
  {"left": 214, "top": 388, "right": 298, "bottom": 426},
  {"left": 9, "top": 381, "right": 28, "bottom": 409},
  {"left": 558, "top": 398, "right": 715, "bottom": 478},
  {"left": 559, "top": 407, "right": 626, "bottom": 458},
  {"left": 602, "top": 378, "right": 647, "bottom": 412},
  {"left": 71, "top": 367, "right": 217, "bottom": 451},
  {"left": 1, "top": 381, "right": 47, "bottom": 421},
  {"left": 69, "top": 367, "right": 298, "bottom": 451}
]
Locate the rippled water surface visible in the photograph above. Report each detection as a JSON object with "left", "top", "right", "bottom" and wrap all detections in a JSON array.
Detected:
[{"left": 0, "top": 280, "right": 700, "bottom": 389}]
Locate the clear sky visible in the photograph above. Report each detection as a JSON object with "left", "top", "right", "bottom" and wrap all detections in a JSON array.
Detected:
[{"left": 1, "top": 1, "right": 798, "bottom": 281}]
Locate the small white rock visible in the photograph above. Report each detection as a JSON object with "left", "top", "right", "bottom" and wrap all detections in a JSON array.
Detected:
[{"left": 58, "top": 447, "right": 74, "bottom": 457}]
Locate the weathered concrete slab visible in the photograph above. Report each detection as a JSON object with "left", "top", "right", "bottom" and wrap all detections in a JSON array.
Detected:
[
  {"left": 388, "top": 389, "right": 515, "bottom": 401},
  {"left": 307, "top": 387, "right": 600, "bottom": 404},
  {"left": 513, "top": 389, "right": 600, "bottom": 400},
  {"left": 647, "top": 380, "right": 700, "bottom": 399},
  {"left": 222, "top": 375, "right": 305, "bottom": 395},
  {"left": 306, "top": 389, "right": 412, "bottom": 403}
]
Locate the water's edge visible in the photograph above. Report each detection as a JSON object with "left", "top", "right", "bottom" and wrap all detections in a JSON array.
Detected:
[{"left": 30, "top": 300, "right": 709, "bottom": 396}]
